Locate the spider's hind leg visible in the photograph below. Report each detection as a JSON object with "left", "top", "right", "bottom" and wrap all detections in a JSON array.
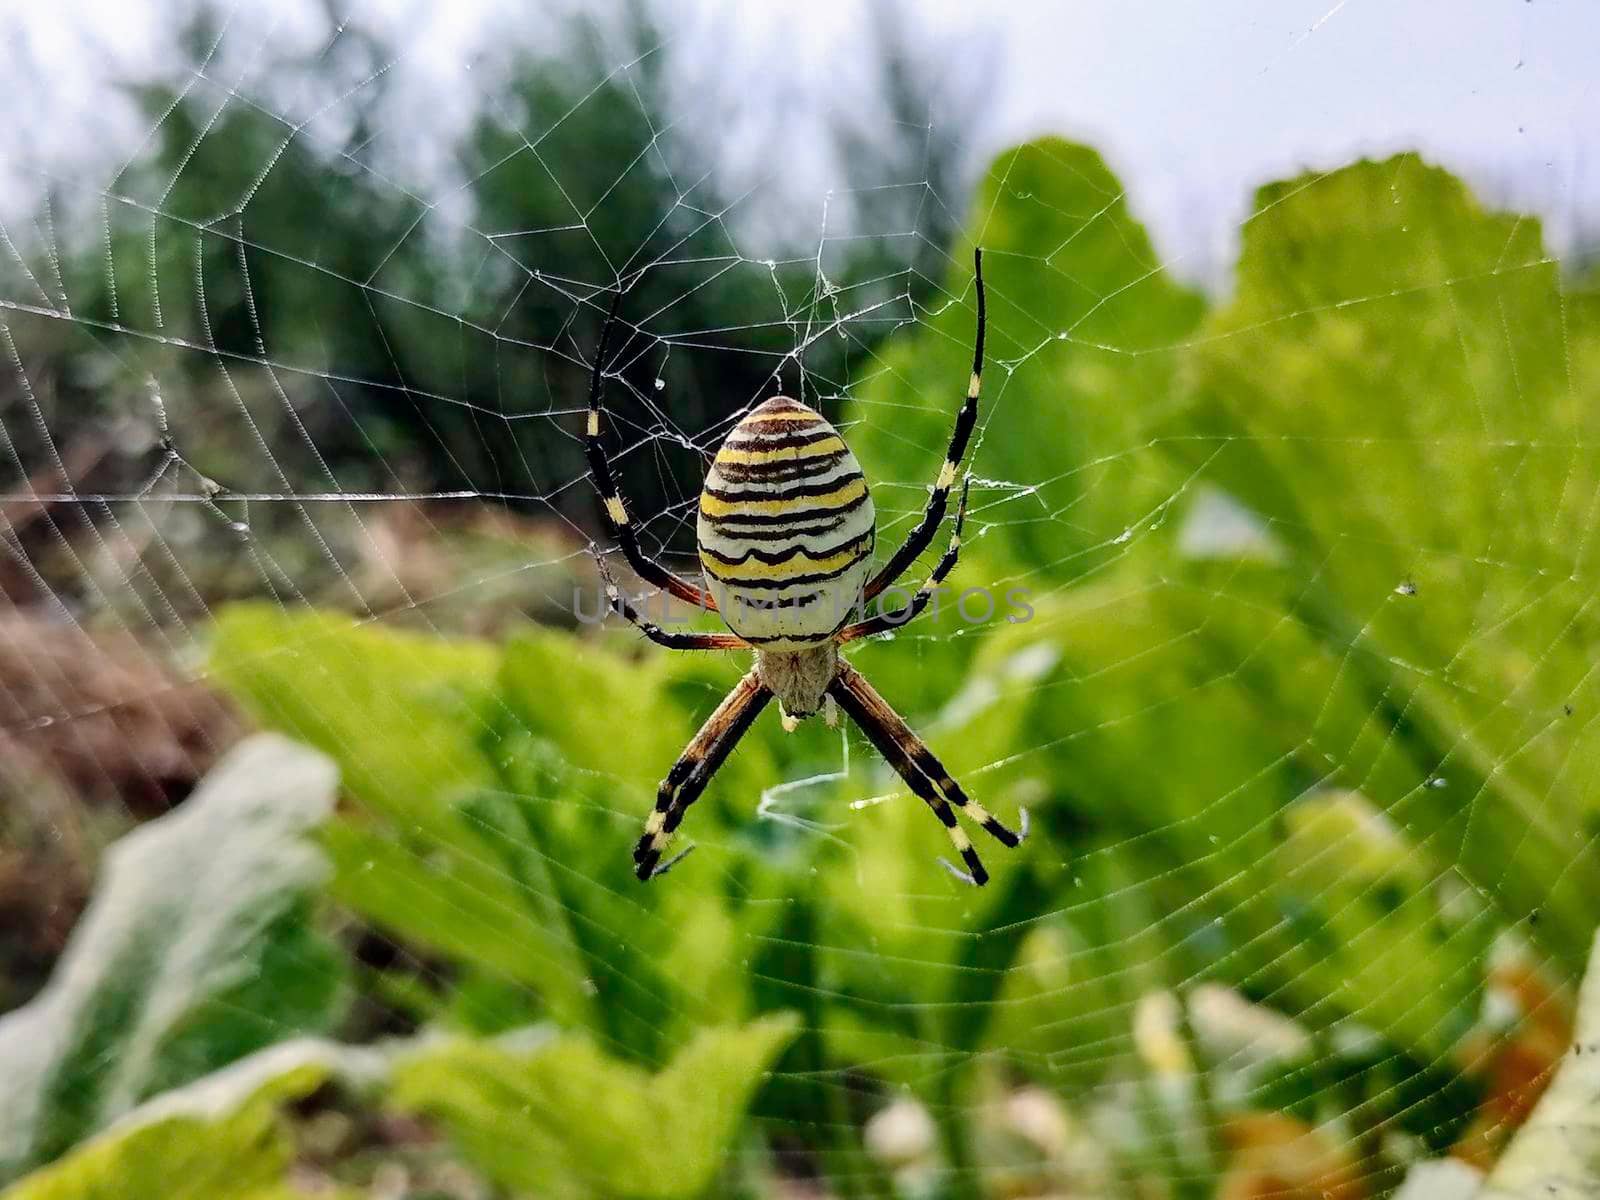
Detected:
[
  {"left": 829, "top": 661, "right": 1024, "bottom": 885},
  {"left": 634, "top": 669, "right": 771, "bottom": 881},
  {"left": 918, "top": 766, "right": 1023, "bottom": 848}
]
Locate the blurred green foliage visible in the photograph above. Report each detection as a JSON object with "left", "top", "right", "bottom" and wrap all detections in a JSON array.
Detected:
[
  {"left": 31, "top": 7, "right": 967, "bottom": 531},
  {"left": 391, "top": 1017, "right": 799, "bottom": 1199},
  {"left": 0, "top": 1054, "right": 352, "bottom": 1200}
]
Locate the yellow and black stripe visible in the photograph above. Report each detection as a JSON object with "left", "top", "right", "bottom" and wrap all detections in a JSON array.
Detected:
[{"left": 697, "top": 396, "right": 876, "bottom": 645}]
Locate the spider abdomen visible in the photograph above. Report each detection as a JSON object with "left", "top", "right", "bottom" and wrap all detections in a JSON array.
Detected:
[{"left": 698, "top": 396, "right": 875, "bottom": 648}]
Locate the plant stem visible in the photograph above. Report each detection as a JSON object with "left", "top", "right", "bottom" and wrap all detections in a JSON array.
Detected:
[{"left": 932, "top": 1075, "right": 983, "bottom": 1200}]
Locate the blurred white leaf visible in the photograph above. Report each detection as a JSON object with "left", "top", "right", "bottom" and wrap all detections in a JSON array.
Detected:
[
  {"left": 1480, "top": 928, "right": 1600, "bottom": 1198},
  {"left": 0, "top": 734, "right": 342, "bottom": 1182}
]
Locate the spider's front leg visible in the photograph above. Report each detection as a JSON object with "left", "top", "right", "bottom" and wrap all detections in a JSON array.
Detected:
[
  {"left": 838, "top": 477, "right": 970, "bottom": 644},
  {"left": 862, "top": 247, "right": 985, "bottom": 604},
  {"left": 634, "top": 669, "right": 772, "bottom": 880},
  {"left": 585, "top": 281, "right": 721, "bottom": 612}
]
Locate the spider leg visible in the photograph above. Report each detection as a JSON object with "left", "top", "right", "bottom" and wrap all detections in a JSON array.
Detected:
[
  {"left": 830, "top": 661, "right": 1022, "bottom": 885},
  {"left": 837, "top": 477, "right": 969, "bottom": 643},
  {"left": 634, "top": 669, "right": 772, "bottom": 881},
  {"left": 586, "top": 282, "right": 719, "bottom": 612},
  {"left": 829, "top": 668, "right": 986, "bottom": 884},
  {"left": 592, "top": 551, "right": 746, "bottom": 651},
  {"left": 862, "top": 247, "right": 985, "bottom": 603}
]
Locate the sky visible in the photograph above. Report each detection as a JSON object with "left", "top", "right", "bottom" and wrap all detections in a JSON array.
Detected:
[
  {"left": 3, "top": 0, "right": 1597, "bottom": 289},
  {"left": 704, "top": 0, "right": 1600, "bottom": 281}
]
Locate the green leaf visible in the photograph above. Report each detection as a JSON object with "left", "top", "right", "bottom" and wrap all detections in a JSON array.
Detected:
[
  {"left": 498, "top": 629, "right": 692, "bottom": 791},
  {"left": 0, "top": 735, "right": 344, "bottom": 1182},
  {"left": 1183, "top": 154, "right": 1600, "bottom": 973},
  {"left": 837, "top": 138, "right": 1210, "bottom": 755},
  {"left": 0, "top": 1040, "right": 375, "bottom": 1200},
  {"left": 390, "top": 1014, "right": 800, "bottom": 1199},
  {"left": 0, "top": 1094, "right": 303, "bottom": 1200},
  {"left": 849, "top": 137, "right": 1207, "bottom": 583},
  {"left": 947, "top": 557, "right": 1492, "bottom": 1069},
  {"left": 210, "top": 604, "right": 499, "bottom": 831},
  {"left": 321, "top": 816, "right": 599, "bottom": 1031}
]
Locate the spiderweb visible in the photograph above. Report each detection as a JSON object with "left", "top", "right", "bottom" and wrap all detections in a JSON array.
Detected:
[{"left": 2, "top": 2, "right": 1598, "bottom": 1197}]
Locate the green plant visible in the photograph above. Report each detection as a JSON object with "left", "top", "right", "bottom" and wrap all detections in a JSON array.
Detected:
[{"left": 9, "top": 133, "right": 1600, "bottom": 1198}]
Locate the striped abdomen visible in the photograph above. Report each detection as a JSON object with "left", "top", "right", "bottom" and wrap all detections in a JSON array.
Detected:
[{"left": 698, "top": 396, "right": 875, "bottom": 648}]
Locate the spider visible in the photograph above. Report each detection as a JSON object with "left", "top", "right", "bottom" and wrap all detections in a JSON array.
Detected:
[{"left": 585, "top": 249, "right": 1024, "bottom": 886}]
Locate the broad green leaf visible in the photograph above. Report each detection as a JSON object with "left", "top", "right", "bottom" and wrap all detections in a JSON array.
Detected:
[
  {"left": 0, "top": 1040, "right": 375, "bottom": 1200},
  {"left": 321, "top": 815, "right": 599, "bottom": 1032},
  {"left": 210, "top": 609, "right": 604, "bottom": 1028},
  {"left": 210, "top": 604, "right": 499, "bottom": 832},
  {"left": 1480, "top": 928, "right": 1600, "bottom": 1196},
  {"left": 944, "top": 552, "right": 1493, "bottom": 1070},
  {"left": 849, "top": 137, "right": 1207, "bottom": 584},
  {"left": 0, "top": 1093, "right": 307, "bottom": 1200},
  {"left": 0, "top": 735, "right": 344, "bottom": 1182},
  {"left": 216, "top": 608, "right": 775, "bottom": 1056},
  {"left": 1183, "top": 154, "right": 1600, "bottom": 974},
  {"left": 498, "top": 628, "right": 692, "bottom": 791},
  {"left": 390, "top": 1014, "right": 800, "bottom": 1199},
  {"left": 839, "top": 138, "right": 1209, "bottom": 789}
]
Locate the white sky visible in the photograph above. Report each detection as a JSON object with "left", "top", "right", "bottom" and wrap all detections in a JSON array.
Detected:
[{"left": 3, "top": 0, "right": 1597, "bottom": 288}]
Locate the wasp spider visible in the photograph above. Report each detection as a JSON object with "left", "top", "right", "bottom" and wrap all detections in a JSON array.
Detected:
[{"left": 586, "top": 249, "right": 1023, "bottom": 886}]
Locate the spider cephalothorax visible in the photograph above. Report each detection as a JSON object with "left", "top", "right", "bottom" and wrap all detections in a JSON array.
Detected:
[{"left": 585, "top": 249, "right": 1024, "bottom": 885}]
